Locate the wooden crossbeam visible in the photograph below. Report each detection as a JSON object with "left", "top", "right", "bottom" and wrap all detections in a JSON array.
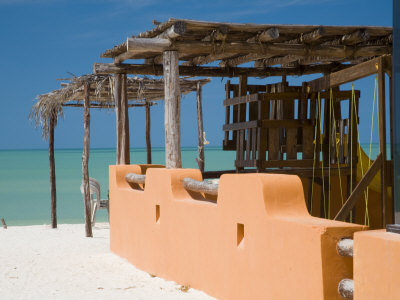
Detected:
[
  {"left": 307, "top": 56, "right": 385, "bottom": 92},
  {"left": 114, "top": 38, "right": 390, "bottom": 63},
  {"left": 184, "top": 52, "right": 236, "bottom": 66},
  {"left": 202, "top": 26, "right": 229, "bottom": 42},
  {"left": 341, "top": 29, "right": 370, "bottom": 45},
  {"left": 334, "top": 154, "right": 382, "bottom": 221},
  {"left": 220, "top": 53, "right": 274, "bottom": 68},
  {"left": 155, "top": 21, "right": 186, "bottom": 39},
  {"left": 94, "top": 62, "right": 353, "bottom": 77},
  {"left": 254, "top": 55, "right": 300, "bottom": 67},
  {"left": 246, "top": 27, "right": 279, "bottom": 43}
]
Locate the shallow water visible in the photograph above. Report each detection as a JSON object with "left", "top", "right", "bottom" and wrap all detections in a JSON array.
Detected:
[{"left": 0, "top": 145, "right": 385, "bottom": 226}]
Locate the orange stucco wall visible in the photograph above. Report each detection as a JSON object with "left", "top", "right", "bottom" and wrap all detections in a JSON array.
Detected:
[
  {"left": 109, "top": 165, "right": 365, "bottom": 300},
  {"left": 354, "top": 230, "right": 400, "bottom": 300}
]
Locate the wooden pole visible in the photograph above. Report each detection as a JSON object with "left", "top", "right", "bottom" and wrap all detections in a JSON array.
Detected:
[
  {"left": 82, "top": 82, "right": 93, "bottom": 237},
  {"left": 163, "top": 50, "right": 182, "bottom": 168},
  {"left": 120, "top": 74, "right": 130, "bottom": 164},
  {"left": 145, "top": 102, "right": 152, "bottom": 164},
  {"left": 196, "top": 82, "right": 205, "bottom": 173},
  {"left": 49, "top": 114, "right": 57, "bottom": 229},
  {"left": 113, "top": 74, "right": 122, "bottom": 164},
  {"left": 378, "top": 58, "right": 388, "bottom": 227}
]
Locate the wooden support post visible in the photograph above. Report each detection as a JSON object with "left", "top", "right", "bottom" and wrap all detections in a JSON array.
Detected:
[
  {"left": 49, "top": 114, "right": 57, "bottom": 229},
  {"left": 82, "top": 82, "right": 92, "bottom": 237},
  {"left": 146, "top": 102, "right": 152, "bottom": 164},
  {"left": 163, "top": 50, "right": 182, "bottom": 168},
  {"left": 378, "top": 58, "right": 388, "bottom": 227},
  {"left": 113, "top": 74, "right": 122, "bottom": 164},
  {"left": 120, "top": 74, "right": 130, "bottom": 164},
  {"left": 196, "top": 82, "right": 205, "bottom": 173}
]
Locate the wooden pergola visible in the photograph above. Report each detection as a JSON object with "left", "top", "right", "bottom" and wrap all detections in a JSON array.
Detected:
[
  {"left": 94, "top": 19, "right": 393, "bottom": 228},
  {"left": 32, "top": 74, "right": 209, "bottom": 236}
]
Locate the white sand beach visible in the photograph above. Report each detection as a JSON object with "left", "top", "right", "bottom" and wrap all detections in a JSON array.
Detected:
[{"left": 0, "top": 223, "right": 215, "bottom": 300}]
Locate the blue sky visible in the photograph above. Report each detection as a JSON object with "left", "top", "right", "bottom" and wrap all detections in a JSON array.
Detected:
[{"left": 0, "top": 0, "right": 393, "bottom": 149}]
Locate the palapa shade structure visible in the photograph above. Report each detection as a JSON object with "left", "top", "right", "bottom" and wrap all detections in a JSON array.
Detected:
[
  {"left": 94, "top": 18, "right": 394, "bottom": 230},
  {"left": 32, "top": 74, "right": 210, "bottom": 235}
]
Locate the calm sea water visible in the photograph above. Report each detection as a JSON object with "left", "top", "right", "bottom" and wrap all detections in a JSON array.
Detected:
[{"left": 0, "top": 145, "right": 384, "bottom": 226}]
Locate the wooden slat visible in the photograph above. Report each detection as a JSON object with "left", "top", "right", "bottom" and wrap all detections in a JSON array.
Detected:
[
  {"left": 49, "top": 115, "right": 57, "bottom": 229},
  {"left": 307, "top": 56, "right": 388, "bottom": 92},
  {"left": 262, "top": 159, "right": 315, "bottom": 168},
  {"left": 224, "top": 93, "right": 260, "bottom": 106},
  {"left": 261, "top": 119, "right": 314, "bottom": 128},
  {"left": 335, "top": 154, "right": 382, "bottom": 221}
]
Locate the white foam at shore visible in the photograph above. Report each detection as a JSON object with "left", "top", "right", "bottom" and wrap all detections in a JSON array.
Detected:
[{"left": 0, "top": 223, "right": 215, "bottom": 300}]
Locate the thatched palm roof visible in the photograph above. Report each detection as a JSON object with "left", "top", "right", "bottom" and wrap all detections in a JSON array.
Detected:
[{"left": 31, "top": 74, "right": 210, "bottom": 138}]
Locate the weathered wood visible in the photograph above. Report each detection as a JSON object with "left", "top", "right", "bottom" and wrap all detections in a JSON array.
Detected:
[
  {"left": 334, "top": 154, "right": 382, "bottom": 221},
  {"left": 82, "top": 82, "right": 93, "bottom": 237},
  {"left": 255, "top": 55, "right": 300, "bottom": 67},
  {"left": 307, "top": 56, "right": 388, "bottom": 92},
  {"left": 341, "top": 29, "right": 369, "bottom": 45},
  {"left": 156, "top": 21, "right": 187, "bottom": 39},
  {"left": 186, "top": 52, "right": 236, "bottom": 66},
  {"left": 119, "top": 74, "right": 130, "bottom": 164},
  {"left": 125, "top": 173, "right": 146, "bottom": 184},
  {"left": 163, "top": 51, "right": 182, "bottom": 168},
  {"left": 220, "top": 53, "right": 274, "bottom": 68},
  {"left": 183, "top": 178, "right": 218, "bottom": 195},
  {"left": 1, "top": 218, "right": 7, "bottom": 229},
  {"left": 93, "top": 62, "right": 353, "bottom": 77},
  {"left": 338, "top": 279, "right": 354, "bottom": 300},
  {"left": 196, "top": 82, "right": 205, "bottom": 173},
  {"left": 202, "top": 26, "right": 229, "bottom": 42},
  {"left": 247, "top": 27, "right": 279, "bottom": 43},
  {"left": 301, "top": 27, "right": 326, "bottom": 43},
  {"left": 337, "top": 238, "right": 354, "bottom": 257},
  {"left": 49, "top": 114, "right": 57, "bottom": 229},
  {"left": 113, "top": 74, "right": 122, "bottom": 164},
  {"left": 378, "top": 57, "right": 387, "bottom": 227},
  {"left": 146, "top": 103, "right": 152, "bottom": 164}
]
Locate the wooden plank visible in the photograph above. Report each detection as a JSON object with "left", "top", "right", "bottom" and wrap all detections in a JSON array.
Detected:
[
  {"left": 49, "top": 114, "right": 57, "bottom": 229},
  {"left": 262, "top": 159, "right": 315, "bottom": 168},
  {"left": 224, "top": 81, "right": 231, "bottom": 145},
  {"left": 82, "top": 82, "right": 93, "bottom": 237},
  {"left": 120, "top": 74, "right": 130, "bottom": 164},
  {"left": 113, "top": 74, "right": 122, "bottom": 164},
  {"left": 335, "top": 154, "right": 382, "bottom": 221},
  {"left": 224, "top": 93, "right": 260, "bottom": 106},
  {"left": 93, "top": 62, "right": 354, "bottom": 77},
  {"left": 307, "top": 56, "right": 386, "bottom": 92},
  {"left": 196, "top": 82, "right": 205, "bottom": 173},
  {"left": 223, "top": 120, "right": 259, "bottom": 131},
  {"left": 163, "top": 50, "right": 182, "bottom": 168},
  {"left": 246, "top": 128, "right": 251, "bottom": 161},
  {"left": 145, "top": 103, "right": 152, "bottom": 164},
  {"left": 261, "top": 119, "right": 314, "bottom": 128},
  {"left": 378, "top": 57, "right": 388, "bottom": 227}
]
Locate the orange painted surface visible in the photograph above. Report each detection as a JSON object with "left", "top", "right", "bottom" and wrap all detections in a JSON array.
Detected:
[
  {"left": 354, "top": 230, "right": 400, "bottom": 300},
  {"left": 110, "top": 165, "right": 365, "bottom": 300}
]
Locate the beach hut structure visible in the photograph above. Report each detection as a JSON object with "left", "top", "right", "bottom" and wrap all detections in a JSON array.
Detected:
[
  {"left": 95, "top": 19, "right": 393, "bottom": 226},
  {"left": 32, "top": 74, "right": 210, "bottom": 235},
  {"left": 91, "top": 19, "right": 399, "bottom": 299}
]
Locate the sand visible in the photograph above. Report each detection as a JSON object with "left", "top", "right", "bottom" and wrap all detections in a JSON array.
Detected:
[{"left": 0, "top": 223, "right": 215, "bottom": 300}]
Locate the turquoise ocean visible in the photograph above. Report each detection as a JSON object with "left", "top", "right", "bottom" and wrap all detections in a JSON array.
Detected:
[{"left": 0, "top": 145, "right": 383, "bottom": 226}]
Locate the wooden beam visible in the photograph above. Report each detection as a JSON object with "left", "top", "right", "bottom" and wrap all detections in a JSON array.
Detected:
[
  {"left": 163, "top": 51, "right": 182, "bottom": 168},
  {"left": 334, "top": 153, "right": 382, "bottom": 221},
  {"left": 307, "top": 56, "right": 386, "bottom": 92},
  {"left": 341, "top": 29, "right": 370, "bottom": 45},
  {"left": 184, "top": 52, "right": 236, "bottom": 66},
  {"left": 146, "top": 102, "right": 152, "bottom": 164},
  {"left": 49, "top": 114, "right": 57, "bottom": 229},
  {"left": 82, "top": 82, "right": 93, "bottom": 237},
  {"left": 254, "top": 55, "right": 300, "bottom": 67},
  {"left": 220, "top": 53, "right": 274, "bottom": 68},
  {"left": 196, "top": 82, "right": 205, "bottom": 173},
  {"left": 116, "top": 38, "right": 390, "bottom": 63},
  {"left": 202, "top": 26, "right": 229, "bottom": 42},
  {"left": 120, "top": 74, "right": 130, "bottom": 164},
  {"left": 94, "top": 62, "right": 353, "bottom": 77},
  {"left": 378, "top": 57, "right": 388, "bottom": 227},
  {"left": 183, "top": 178, "right": 218, "bottom": 195},
  {"left": 247, "top": 27, "right": 279, "bottom": 43},
  {"left": 113, "top": 74, "right": 122, "bottom": 164},
  {"left": 156, "top": 21, "right": 186, "bottom": 39},
  {"left": 301, "top": 27, "right": 326, "bottom": 43}
]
